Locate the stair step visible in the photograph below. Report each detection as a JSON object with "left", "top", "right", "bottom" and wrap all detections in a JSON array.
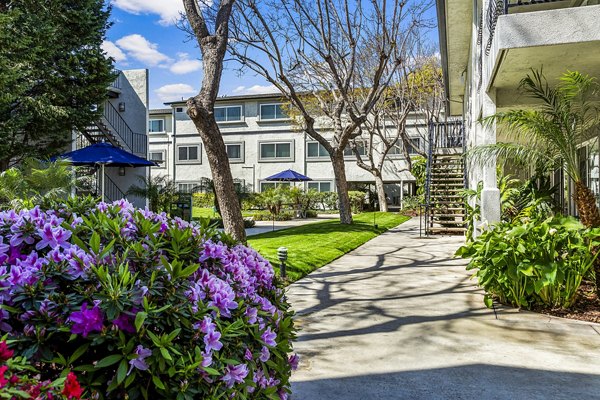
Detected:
[
  {"left": 430, "top": 213, "right": 466, "bottom": 218},
  {"left": 427, "top": 226, "right": 467, "bottom": 234}
]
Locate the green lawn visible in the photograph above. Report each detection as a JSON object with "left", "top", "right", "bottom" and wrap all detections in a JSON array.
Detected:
[{"left": 247, "top": 212, "right": 410, "bottom": 283}]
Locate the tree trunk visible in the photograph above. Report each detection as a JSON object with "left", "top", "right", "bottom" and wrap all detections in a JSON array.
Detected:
[
  {"left": 331, "top": 152, "right": 353, "bottom": 224},
  {"left": 189, "top": 110, "right": 247, "bottom": 243},
  {"left": 574, "top": 180, "right": 600, "bottom": 228},
  {"left": 574, "top": 180, "right": 600, "bottom": 296},
  {"left": 374, "top": 172, "right": 388, "bottom": 212}
]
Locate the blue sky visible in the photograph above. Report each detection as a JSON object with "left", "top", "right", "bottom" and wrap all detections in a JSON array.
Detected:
[
  {"left": 104, "top": 1, "right": 278, "bottom": 108},
  {"left": 104, "top": 1, "right": 438, "bottom": 109}
]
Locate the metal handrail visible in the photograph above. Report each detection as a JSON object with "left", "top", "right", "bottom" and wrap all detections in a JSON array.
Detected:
[
  {"left": 102, "top": 172, "right": 126, "bottom": 202},
  {"left": 103, "top": 100, "right": 147, "bottom": 155}
]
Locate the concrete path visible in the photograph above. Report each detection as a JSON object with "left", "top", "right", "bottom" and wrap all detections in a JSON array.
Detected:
[
  {"left": 288, "top": 218, "right": 600, "bottom": 400},
  {"left": 246, "top": 214, "right": 337, "bottom": 236}
]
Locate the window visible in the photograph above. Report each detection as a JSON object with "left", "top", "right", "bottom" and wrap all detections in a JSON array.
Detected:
[
  {"left": 260, "top": 104, "right": 287, "bottom": 120},
  {"left": 259, "top": 142, "right": 293, "bottom": 161},
  {"left": 149, "top": 151, "right": 165, "bottom": 168},
  {"left": 260, "top": 181, "right": 291, "bottom": 192},
  {"left": 215, "top": 105, "right": 242, "bottom": 122},
  {"left": 307, "top": 142, "right": 329, "bottom": 158},
  {"left": 307, "top": 181, "right": 332, "bottom": 192},
  {"left": 225, "top": 143, "right": 244, "bottom": 162},
  {"left": 344, "top": 142, "right": 367, "bottom": 157},
  {"left": 175, "top": 107, "right": 184, "bottom": 113},
  {"left": 178, "top": 183, "right": 199, "bottom": 193},
  {"left": 388, "top": 139, "right": 403, "bottom": 155},
  {"left": 177, "top": 145, "right": 200, "bottom": 163},
  {"left": 149, "top": 119, "right": 165, "bottom": 133},
  {"left": 408, "top": 138, "right": 421, "bottom": 155}
]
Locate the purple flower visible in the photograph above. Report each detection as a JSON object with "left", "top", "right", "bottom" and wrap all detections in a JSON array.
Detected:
[
  {"left": 221, "top": 364, "right": 249, "bottom": 388},
  {"left": 244, "top": 348, "right": 252, "bottom": 361},
  {"left": 289, "top": 354, "right": 300, "bottom": 370},
  {"left": 201, "top": 351, "right": 213, "bottom": 367},
  {"left": 128, "top": 345, "right": 152, "bottom": 374},
  {"left": 261, "top": 327, "right": 277, "bottom": 347},
  {"left": 112, "top": 312, "right": 136, "bottom": 334},
  {"left": 35, "top": 223, "right": 71, "bottom": 250},
  {"left": 245, "top": 307, "right": 258, "bottom": 324},
  {"left": 204, "top": 329, "right": 223, "bottom": 353},
  {"left": 259, "top": 346, "right": 270, "bottom": 362},
  {"left": 68, "top": 302, "right": 104, "bottom": 337}
]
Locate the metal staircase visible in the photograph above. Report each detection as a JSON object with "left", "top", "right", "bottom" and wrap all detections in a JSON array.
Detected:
[{"left": 423, "top": 120, "right": 466, "bottom": 236}]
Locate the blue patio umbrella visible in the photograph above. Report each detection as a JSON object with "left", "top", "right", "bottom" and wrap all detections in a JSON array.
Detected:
[
  {"left": 54, "top": 142, "right": 156, "bottom": 201},
  {"left": 264, "top": 169, "right": 312, "bottom": 182}
]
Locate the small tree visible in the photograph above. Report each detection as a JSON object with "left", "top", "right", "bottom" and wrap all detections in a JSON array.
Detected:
[
  {"left": 229, "top": 0, "right": 426, "bottom": 224},
  {"left": 126, "top": 175, "right": 177, "bottom": 213}
]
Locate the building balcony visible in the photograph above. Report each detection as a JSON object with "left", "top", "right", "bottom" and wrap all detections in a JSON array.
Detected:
[{"left": 486, "top": 3, "right": 600, "bottom": 108}]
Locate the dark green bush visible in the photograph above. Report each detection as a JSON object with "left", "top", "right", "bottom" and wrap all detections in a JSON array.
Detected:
[
  {"left": 193, "top": 217, "right": 256, "bottom": 229},
  {"left": 305, "top": 210, "right": 318, "bottom": 218},
  {"left": 456, "top": 216, "right": 599, "bottom": 309},
  {"left": 251, "top": 211, "right": 294, "bottom": 221}
]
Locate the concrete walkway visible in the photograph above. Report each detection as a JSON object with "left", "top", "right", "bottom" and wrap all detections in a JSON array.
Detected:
[
  {"left": 246, "top": 214, "right": 337, "bottom": 236},
  {"left": 288, "top": 218, "right": 600, "bottom": 399}
]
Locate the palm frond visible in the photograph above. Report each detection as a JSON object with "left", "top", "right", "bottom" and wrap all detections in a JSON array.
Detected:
[{"left": 465, "top": 142, "right": 556, "bottom": 172}]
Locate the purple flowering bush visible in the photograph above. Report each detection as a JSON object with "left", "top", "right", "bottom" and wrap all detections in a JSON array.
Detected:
[{"left": 0, "top": 198, "right": 298, "bottom": 399}]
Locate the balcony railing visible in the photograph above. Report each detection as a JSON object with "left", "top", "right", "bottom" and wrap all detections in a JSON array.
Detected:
[{"left": 108, "top": 69, "right": 122, "bottom": 90}]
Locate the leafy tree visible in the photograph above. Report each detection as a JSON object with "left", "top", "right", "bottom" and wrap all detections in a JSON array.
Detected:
[
  {"left": 0, "top": 159, "right": 80, "bottom": 209},
  {"left": 0, "top": 0, "right": 115, "bottom": 170},
  {"left": 470, "top": 70, "right": 600, "bottom": 228}
]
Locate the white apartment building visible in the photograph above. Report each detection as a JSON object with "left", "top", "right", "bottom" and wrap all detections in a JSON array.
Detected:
[
  {"left": 74, "top": 69, "right": 150, "bottom": 208},
  {"left": 437, "top": 0, "right": 600, "bottom": 223},
  {"left": 148, "top": 93, "right": 424, "bottom": 208}
]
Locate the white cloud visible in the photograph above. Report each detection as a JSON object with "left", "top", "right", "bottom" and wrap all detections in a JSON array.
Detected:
[
  {"left": 170, "top": 53, "right": 203, "bottom": 75},
  {"left": 111, "top": 0, "right": 184, "bottom": 26},
  {"left": 232, "top": 84, "right": 278, "bottom": 95},
  {"left": 102, "top": 40, "right": 127, "bottom": 62},
  {"left": 115, "top": 34, "right": 172, "bottom": 67},
  {"left": 155, "top": 83, "right": 196, "bottom": 102}
]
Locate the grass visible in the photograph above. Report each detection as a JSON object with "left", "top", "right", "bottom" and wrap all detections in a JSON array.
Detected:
[
  {"left": 193, "top": 207, "right": 255, "bottom": 218},
  {"left": 247, "top": 212, "right": 410, "bottom": 283}
]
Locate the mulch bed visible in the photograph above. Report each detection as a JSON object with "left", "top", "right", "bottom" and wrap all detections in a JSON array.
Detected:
[{"left": 532, "top": 282, "right": 600, "bottom": 324}]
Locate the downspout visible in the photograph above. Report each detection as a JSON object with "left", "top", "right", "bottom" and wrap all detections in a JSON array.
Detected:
[{"left": 172, "top": 106, "right": 177, "bottom": 184}]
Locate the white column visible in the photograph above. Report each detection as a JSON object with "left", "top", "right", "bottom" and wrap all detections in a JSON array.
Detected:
[{"left": 480, "top": 88, "right": 501, "bottom": 226}]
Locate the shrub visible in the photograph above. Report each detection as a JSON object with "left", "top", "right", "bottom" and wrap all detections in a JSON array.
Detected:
[
  {"left": 0, "top": 199, "right": 297, "bottom": 399},
  {"left": 305, "top": 210, "right": 318, "bottom": 218},
  {"left": 0, "top": 337, "right": 85, "bottom": 399},
  {"left": 348, "top": 191, "right": 366, "bottom": 214},
  {"left": 400, "top": 195, "right": 422, "bottom": 217},
  {"left": 251, "top": 211, "right": 294, "bottom": 221},
  {"left": 315, "top": 192, "right": 338, "bottom": 211},
  {"left": 192, "top": 192, "right": 215, "bottom": 208},
  {"left": 456, "top": 216, "right": 599, "bottom": 309}
]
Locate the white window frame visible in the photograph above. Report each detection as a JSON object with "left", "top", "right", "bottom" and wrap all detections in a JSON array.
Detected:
[
  {"left": 177, "top": 182, "right": 200, "bottom": 194},
  {"left": 258, "top": 140, "right": 294, "bottom": 162},
  {"left": 344, "top": 141, "right": 367, "bottom": 158},
  {"left": 175, "top": 107, "right": 185, "bottom": 113},
  {"left": 176, "top": 144, "right": 201, "bottom": 164},
  {"left": 225, "top": 142, "right": 244, "bottom": 163},
  {"left": 215, "top": 105, "right": 243, "bottom": 123},
  {"left": 306, "top": 141, "right": 329, "bottom": 160},
  {"left": 259, "top": 103, "right": 288, "bottom": 121},
  {"left": 149, "top": 150, "right": 166, "bottom": 168},
  {"left": 408, "top": 138, "right": 421, "bottom": 155},
  {"left": 149, "top": 118, "right": 165, "bottom": 133},
  {"left": 387, "top": 139, "right": 403, "bottom": 157},
  {"left": 260, "top": 181, "right": 292, "bottom": 192},
  {"left": 307, "top": 181, "right": 333, "bottom": 192}
]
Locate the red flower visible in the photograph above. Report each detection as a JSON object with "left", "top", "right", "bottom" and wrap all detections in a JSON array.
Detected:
[
  {"left": 0, "top": 365, "right": 8, "bottom": 389},
  {"left": 0, "top": 341, "right": 13, "bottom": 361},
  {"left": 61, "top": 372, "right": 83, "bottom": 399}
]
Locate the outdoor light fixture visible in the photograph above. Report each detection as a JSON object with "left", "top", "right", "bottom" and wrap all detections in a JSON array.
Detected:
[
  {"left": 118, "top": 166, "right": 126, "bottom": 176},
  {"left": 118, "top": 102, "right": 126, "bottom": 112},
  {"left": 277, "top": 247, "right": 288, "bottom": 278}
]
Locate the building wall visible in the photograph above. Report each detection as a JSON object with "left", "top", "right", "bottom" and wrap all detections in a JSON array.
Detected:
[{"left": 149, "top": 96, "right": 422, "bottom": 206}]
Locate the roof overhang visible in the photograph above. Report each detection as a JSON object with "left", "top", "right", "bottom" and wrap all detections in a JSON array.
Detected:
[{"left": 436, "top": 0, "right": 473, "bottom": 116}]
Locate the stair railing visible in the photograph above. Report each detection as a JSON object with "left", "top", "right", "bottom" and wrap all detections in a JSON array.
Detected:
[
  {"left": 102, "top": 101, "right": 147, "bottom": 155},
  {"left": 102, "top": 172, "right": 127, "bottom": 203},
  {"left": 422, "top": 119, "right": 435, "bottom": 236}
]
